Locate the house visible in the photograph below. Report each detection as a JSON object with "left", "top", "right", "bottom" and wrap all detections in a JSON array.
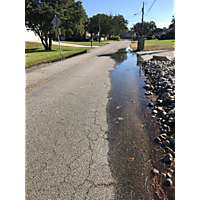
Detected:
[
  {"left": 85, "top": 31, "right": 91, "bottom": 40},
  {"left": 152, "top": 27, "right": 175, "bottom": 39},
  {"left": 158, "top": 27, "right": 175, "bottom": 39},
  {"left": 122, "top": 32, "right": 136, "bottom": 39},
  {"left": 25, "top": 27, "right": 40, "bottom": 41}
]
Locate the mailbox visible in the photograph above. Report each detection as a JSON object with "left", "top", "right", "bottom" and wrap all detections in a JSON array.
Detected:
[{"left": 90, "top": 38, "right": 93, "bottom": 47}]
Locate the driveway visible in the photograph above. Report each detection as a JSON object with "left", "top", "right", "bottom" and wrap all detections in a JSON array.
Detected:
[{"left": 137, "top": 49, "right": 175, "bottom": 61}]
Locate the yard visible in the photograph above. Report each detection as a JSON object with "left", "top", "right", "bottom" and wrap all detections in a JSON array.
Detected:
[
  {"left": 131, "top": 39, "right": 175, "bottom": 50},
  {"left": 25, "top": 42, "right": 93, "bottom": 68}
]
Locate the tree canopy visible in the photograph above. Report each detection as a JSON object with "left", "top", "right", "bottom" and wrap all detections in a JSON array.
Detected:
[
  {"left": 25, "top": 0, "right": 87, "bottom": 50},
  {"left": 169, "top": 17, "right": 175, "bottom": 29},
  {"left": 87, "top": 14, "right": 128, "bottom": 39},
  {"left": 131, "top": 21, "right": 157, "bottom": 36}
]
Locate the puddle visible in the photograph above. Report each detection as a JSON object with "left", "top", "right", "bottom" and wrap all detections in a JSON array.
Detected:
[{"left": 104, "top": 47, "right": 173, "bottom": 199}]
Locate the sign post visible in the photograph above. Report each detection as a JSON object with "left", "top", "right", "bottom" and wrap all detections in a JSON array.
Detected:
[
  {"left": 51, "top": 15, "right": 61, "bottom": 54},
  {"left": 90, "top": 38, "right": 93, "bottom": 47}
]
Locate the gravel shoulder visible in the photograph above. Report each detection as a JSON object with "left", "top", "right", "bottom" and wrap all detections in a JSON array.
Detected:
[{"left": 141, "top": 57, "right": 175, "bottom": 199}]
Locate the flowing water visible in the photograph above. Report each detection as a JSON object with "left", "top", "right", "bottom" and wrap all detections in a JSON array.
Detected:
[{"left": 103, "top": 47, "right": 174, "bottom": 200}]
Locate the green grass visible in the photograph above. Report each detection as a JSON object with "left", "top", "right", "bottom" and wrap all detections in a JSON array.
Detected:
[
  {"left": 131, "top": 39, "right": 175, "bottom": 50},
  {"left": 25, "top": 42, "right": 93, "bottom": 68}
]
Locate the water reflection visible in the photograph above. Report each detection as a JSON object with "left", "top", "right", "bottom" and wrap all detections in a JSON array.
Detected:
[
  {"left": 104, "top": 47, "right": 160, "bottom": 199},
  {"left": 110, "top": 50, "right": 128, "bottom": 65}
]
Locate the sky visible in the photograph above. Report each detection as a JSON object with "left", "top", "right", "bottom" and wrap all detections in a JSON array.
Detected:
[{"left": 79, "top": 0, "right": 175, "bottom": 29}]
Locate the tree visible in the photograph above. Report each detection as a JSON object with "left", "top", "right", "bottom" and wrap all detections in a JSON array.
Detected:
[
  {"left": 112, "top": 14, "right": 128, "bottom": 36},
  {"left": 131, "top": 21, "right": 156, "bottom": 36},
  {"left": 87, "top": 14, "right": 128, "bottom": 39},
  {"left": 169, "top": 17, "right": 175, "bottom": 29},
  {"left": 63, "top": 1, "right": 88, "bottom": 38},
  {"left": 25, "top": 0, "right": 87, "bottom": 50}
]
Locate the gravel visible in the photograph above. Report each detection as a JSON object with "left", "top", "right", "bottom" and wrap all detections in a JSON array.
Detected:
[{"left": 142, "top": 57, "right": 175, "bottom": 187}]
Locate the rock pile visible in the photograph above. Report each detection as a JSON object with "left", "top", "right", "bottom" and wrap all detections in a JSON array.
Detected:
[{"left": 142, "top": 57, "right": 175, "bottom": 186}]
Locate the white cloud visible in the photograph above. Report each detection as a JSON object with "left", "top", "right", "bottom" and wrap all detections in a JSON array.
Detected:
[{"left": 156, "top": 21, "right": 171, "bottom": 29}]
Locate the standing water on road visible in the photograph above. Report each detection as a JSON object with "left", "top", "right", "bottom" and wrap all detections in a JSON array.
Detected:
[{"left": 103, "top": 47, "right": 174, "bottom": 200}]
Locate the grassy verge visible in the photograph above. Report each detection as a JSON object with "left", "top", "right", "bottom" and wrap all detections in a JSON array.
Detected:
[
  {"left": 131, "top": 39, "right": 175, "bottom": 50},
  {"left": 25, "top": 42, "right": 93, "bottom": 68}
]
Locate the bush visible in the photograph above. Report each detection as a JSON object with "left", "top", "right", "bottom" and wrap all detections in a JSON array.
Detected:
[
  {"left": 146, "top": 36, "right": 153, "bottom": 40},
  {"left": 111, "top": 36, "right": 120, "bottom": 41}
]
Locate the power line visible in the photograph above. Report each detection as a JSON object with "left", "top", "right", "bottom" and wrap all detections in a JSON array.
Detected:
[
  {"left": 145, "top": 14, "right": 169, "bottom": 23},
  {"left": 145, "top": 0, "right": 156, "bottom": 17}
]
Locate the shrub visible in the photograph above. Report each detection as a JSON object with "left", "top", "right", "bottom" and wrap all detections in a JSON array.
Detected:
[
  {"left": 146, "top": 36, "right": 153, "bottom": 40},
  {"left": 111, "top": 36, "right": 120, "bottom": 41}
]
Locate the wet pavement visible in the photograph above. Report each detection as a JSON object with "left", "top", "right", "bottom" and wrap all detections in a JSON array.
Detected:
[{"left": 103, "top": 47, "right": 174, "bottom": 199}]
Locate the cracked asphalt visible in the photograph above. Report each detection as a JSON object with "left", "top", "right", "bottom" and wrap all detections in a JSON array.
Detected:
[{"left": 25, "top": 40, "right": 131, "bottom": 199}]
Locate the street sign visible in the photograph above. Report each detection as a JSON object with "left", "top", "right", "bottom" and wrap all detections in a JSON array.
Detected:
[
  {"left": 51, "top": 15, "right": 61, "bottom": 54},
  {"left": 55, "top": 28, "right": 61, "bottom": 35},
  {"left": 51, "top": 15, "right": 61, "bottom": 28}
]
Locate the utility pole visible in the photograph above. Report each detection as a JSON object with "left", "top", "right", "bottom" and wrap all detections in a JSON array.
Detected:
[
  {"left": 137, "top": 2, "right": 145, "bottom": 50},
  {"left": 141, "top": 2, "right": 144, "bottom": 36},
  {"left": 99, "top": 15, "right": 101, "bottom": 43}
]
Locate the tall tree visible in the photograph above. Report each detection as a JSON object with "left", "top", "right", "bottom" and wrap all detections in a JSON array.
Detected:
[
  {"left": 131, "top": 21, "right": 156, "bottom": 36},
  {"left": 63, "top": 1, "right": 88, "bottom": 37},
  {"left": 169, "top": 17, "right": 175, "bottom": 29},
  {"left": 112, "top": 14, "right": 128, "bottom": 36},
  {"left": 25, "top": 0, "right": 87, "bottom": 50},
  {"left": 87, "top": 14, "right": 128, "bottom": 39}
]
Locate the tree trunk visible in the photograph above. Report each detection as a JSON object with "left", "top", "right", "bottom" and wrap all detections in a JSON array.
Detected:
[
  {"left": 40, "top": 37, "right": 48, "bottom": 50},
  {"left": 44, "top": 35, "right": 48, "bottom": 47},
  {"left": 48, "top": 36, "right": 52, "bottom": 50},
  {"left": 40, "top": 35, "right": 52, "bottom": 51}
]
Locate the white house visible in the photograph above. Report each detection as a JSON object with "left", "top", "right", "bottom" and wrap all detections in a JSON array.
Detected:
[{"left": 25, "top": 27, "right": 40, "bottom": 41}]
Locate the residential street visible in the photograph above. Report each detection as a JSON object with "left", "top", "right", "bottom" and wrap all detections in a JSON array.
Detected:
[{"left": 25, "top": 40, "right": 131, "bottom": 199}]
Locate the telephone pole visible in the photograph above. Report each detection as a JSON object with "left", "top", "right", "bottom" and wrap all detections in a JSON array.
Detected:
[
  {"left": 141, "top": 2, "right": 144, "bottom": 36},
  {"left": 99, "top": 15, "right": 101, "bottom": 43},
  {"left": 137, "top": 2, "right": 145, "bottom": 50}
]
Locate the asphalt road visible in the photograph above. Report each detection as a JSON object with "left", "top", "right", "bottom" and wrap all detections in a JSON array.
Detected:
[{"left": 25, "top": 40, "right": 131, "bottom": 199}]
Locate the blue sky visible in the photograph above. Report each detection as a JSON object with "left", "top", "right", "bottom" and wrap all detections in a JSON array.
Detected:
[{"left": 79, "top": 0, "right": 175, "bottom": 29}]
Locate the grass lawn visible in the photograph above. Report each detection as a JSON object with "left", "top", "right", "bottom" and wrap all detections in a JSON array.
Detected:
[
  {"left": 131, "top": 39, "right": 175, "bottom": 50},
  {"left": 25, "top": 42, "right": 93, "bottom": 68}
]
